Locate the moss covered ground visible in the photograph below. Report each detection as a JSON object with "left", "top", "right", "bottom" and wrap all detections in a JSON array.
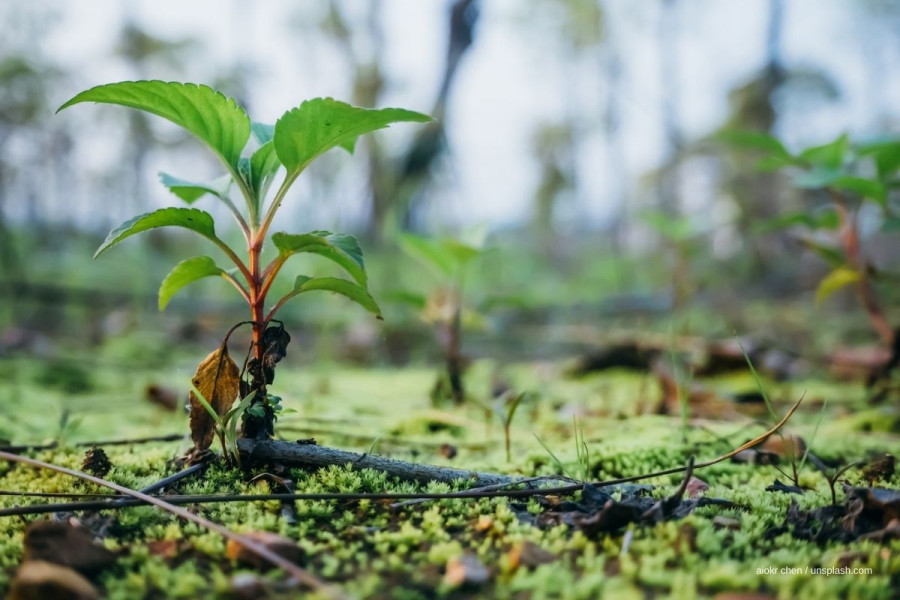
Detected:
[{"left": 0, "top": 347, "right": 898, "bottom": 599}]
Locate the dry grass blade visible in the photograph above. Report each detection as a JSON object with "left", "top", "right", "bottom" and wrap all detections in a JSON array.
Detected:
[{"left": 0, "top": 450, "right": 344, "bottom": 600}]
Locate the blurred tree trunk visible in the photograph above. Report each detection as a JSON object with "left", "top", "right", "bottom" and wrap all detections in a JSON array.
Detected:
[
  {"left": 656, "top": 0, "right": 683, "bottom": 217},
  {"left": 723, "top": 0, "right": 787, "bottom": 277},
  {"left": 395, "top": 0, "right": 480, "bottom": 234}
]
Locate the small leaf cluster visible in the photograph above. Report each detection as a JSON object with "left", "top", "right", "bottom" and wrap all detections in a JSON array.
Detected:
[
  {"left": 58, "top": 80, "right": 432, "bottom": 318},
  {"left": 722, "top": 130, "right": 900, "bottom": 303}
]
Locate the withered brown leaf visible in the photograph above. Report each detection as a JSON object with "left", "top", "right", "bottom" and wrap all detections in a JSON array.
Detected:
[{"left": 188, "top": 345, "right": 240, "bottom": 452}]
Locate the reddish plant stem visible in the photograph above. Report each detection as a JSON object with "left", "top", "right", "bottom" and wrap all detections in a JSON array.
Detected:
[{"left": 831, "top": 191, "right": 894, "bottom": 346}]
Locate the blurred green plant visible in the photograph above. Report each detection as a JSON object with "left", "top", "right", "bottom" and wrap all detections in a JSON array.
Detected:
[
  {"left": 395, "top": 229, "right": 489, "bottom": 404},
  {"left": 58, "top": 80, "right": 430, "bottom": 452},
  {"left": 722, "top": 130, "right": 900, "bottom": 346},
  {"left": 640, "top": 210, "right": 705, "bottom": 310}
]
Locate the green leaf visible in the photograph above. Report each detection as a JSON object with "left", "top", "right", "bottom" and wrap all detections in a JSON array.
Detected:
[
  {"left": 95, "top": 207, "right": 218, "bottom": 258},
  {"left": 756, "top": 208, "right": 839, "bottom": 233},
  {"left": 799, "top": 134, "right": 848, "bottom": 170},
  {"left": 792, "top": 168, "right": 844, "bottom": 189},
  {"left": 717, "top": 130, "right": 792, "bottom": 158},
  {"left": 286, "top": 275, "right": 382, "bottom": 318},
  {"left": 159, "top": 172, "right": 232, "bottom": 204},
  {"left": 248, "top": 140, "right": 281, "bottom": 198},
  {"left": 158, "top": 256, "right": 226, "bottom": 310},
  {"left": 272, "top": 231, "right": 367, "bottom": 286},
  {"left": 274, "top": 97, "right": 431, "bottom": 181},
  {"left": 397, "top": 233, "right": 456, "bottom": 276},
  {"left": 382, "top": 290, "right": 427, "bottom": 309},
  {"left": 58, "top": 80, "right": 250, "bottom": 170},
  {"left": 815, "top": 266, "right": 860, "bottom": 305},
  {"left": 798, "top": 238, "right": 845, "bottom": 268},
  {"left": 857, "top": 139, "right": 900, "bottom": 179},
  {"left": 831, "top": 176, "right": 886, "bottom": 205}
]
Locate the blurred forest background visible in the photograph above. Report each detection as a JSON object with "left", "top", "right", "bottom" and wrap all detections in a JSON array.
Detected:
[{"left": 3, "top": 0, "right": 900, "bottom": 372}]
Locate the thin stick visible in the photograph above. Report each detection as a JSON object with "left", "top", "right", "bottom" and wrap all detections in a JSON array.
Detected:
[
  {"left": 2, "top": 433, "right": 186, "bottom": 454},
  {"left": 0, "top": 396, "right": 803, "bottom": 518},
  {"left": 0, "top": 451, "right": 342, "bottom": 599},
  {"left": 240, "top": 395, "right": 804, "bottom": 489}
]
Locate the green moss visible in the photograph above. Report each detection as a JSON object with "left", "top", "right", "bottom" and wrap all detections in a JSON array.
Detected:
[{"left": 0, "top": 359, "right": 898, "bottom": 599}]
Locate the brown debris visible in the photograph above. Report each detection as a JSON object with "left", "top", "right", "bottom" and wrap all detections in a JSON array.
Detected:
[
  {"left": 225, "top": 531, "right": 305, "bottom": 570},
  {"left": 23, "top": 520, "right": 116, "bottom": 575},
  {"left": 145, "top": 384, "right": 180, "bottom": 412},
  {"left": 9, "top": 561, "right": 98, "bottom": 600},
  {"left": 862, "top": 454, "right": 895, "bottom": 486},
  {"left": 766, "top": 485, "right": 900, "bottom": 543},
  {"left": 443, "top": 553, "right": 490, "bottom": 587},
  {"left": 712, "top": 515, "right": 742, "bottom": 531},
  {"left": 81, "top": 447, "right": 112, "bottom": 478},
  {"left": 439, "top": 443, "right": 458, "bottom": 460},
  {"left": 506, "top": 541, "right": 556, "bottom": 570},
  {"left": 686, "top": 476, "right": 709, "bottom": 498}
]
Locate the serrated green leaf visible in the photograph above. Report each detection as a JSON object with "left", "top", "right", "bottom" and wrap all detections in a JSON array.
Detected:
[
  {"left": 718, "top": 130, "right": 792, "bottom": 158},
  {"left": 274, "top": 97, "right": 431, "bottom": 181},
  {"left": 815, "top": 266, "right": 860, "bottom": 305},
  {"left": 158, "top": 256, "right": 225, "bottom": 310},
  {"left": 272, "top": 231, "right": 367, "bottom": 286},
  {"left": 58, "top": 80, "right": 251, "bottom": 170},
  {"left": 799, "top": 134, "right": 848, "bottom": 170},
  {"left": 95, "top": 207, "right": 218, "bottom": 258},
  {"left": 159, "top": 172, "right": 232, "bottom": 204},
  {"left": 284, "top": 275, "right": 382, "bottom": 318}
]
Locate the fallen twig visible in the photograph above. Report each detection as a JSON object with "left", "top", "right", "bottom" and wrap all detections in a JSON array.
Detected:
[
  {"left": 239, "top": 395, "right": 803, "bottom": 487},
  {"left": 0, "top": 396, "right": 802, "bottom": 518},
  {"left": 0, "top": 450, "right": 342, "bottom": 599}
]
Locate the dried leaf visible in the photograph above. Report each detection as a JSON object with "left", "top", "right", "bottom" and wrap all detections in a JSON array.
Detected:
[
  {"left": 443, "top": 553, "right": 490, "bottom": 587},
  {"left": 189, "top": 346, "right": 240, "bottom": 452},
  {"left": 23, "top": 520, "right": 116, "bottom": 575},
  {"left": 225, "top": 531, "right": 304, "bottom": 570},
  {"left": 686, "top": 476, "right": 709, "bottom": 498},
  {"left": 506, "top": 541, "right": 556, "bottom": 570},
  {"left": 10, "top": 561, "right": 98, "bottom": 600}
]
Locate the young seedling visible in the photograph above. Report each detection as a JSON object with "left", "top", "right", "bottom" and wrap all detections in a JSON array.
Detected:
[
  {"left": 722, "top": 131, "right": 900, "bottom": 347},
  {"left": 396, "top": 230, "right": 488, "bottom": 404},
  {"left": 58, "top": 81, "right": 430, "bottom": 456},
  {"left": 494, "top": 390, "right": 531, "bottom": 463}
]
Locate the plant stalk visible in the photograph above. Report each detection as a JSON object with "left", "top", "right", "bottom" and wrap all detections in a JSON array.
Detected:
[{"left": 832, "top": 191, "right": 894, "bottom": 346}]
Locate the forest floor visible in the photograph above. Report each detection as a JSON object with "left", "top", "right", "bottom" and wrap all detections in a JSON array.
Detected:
[{"left": 0, "top": 342, "right": 898, "bottom": 599}]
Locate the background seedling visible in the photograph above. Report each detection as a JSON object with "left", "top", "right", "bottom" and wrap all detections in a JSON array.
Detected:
[
  {"left": 722, "top": 131, "right": 900, "bottom": 346},
  {"left": 395, "top": 229, "right": 489, "bottom": 404}
]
